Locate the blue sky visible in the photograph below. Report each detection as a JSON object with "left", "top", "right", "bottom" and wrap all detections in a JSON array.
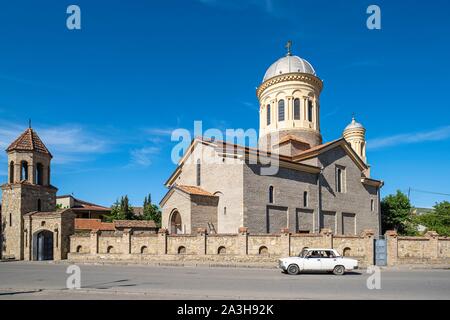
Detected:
[{"left": 0, "top": 0, "right": 449, "bottom": 208}]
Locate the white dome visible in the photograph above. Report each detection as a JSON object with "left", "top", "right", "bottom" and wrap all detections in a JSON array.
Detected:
[
  {"left": 263, "top": 55, "right": 316, "bottom": 82},
  {"left": 345, "top": 117, "right": 365, "bottom": 130}
]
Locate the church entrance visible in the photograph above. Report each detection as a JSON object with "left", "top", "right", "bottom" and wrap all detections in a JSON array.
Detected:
[
  {"left": 34, "top": 230, "right": 54, "bottom": 261},
  {"left": 170, "top": 211, "right": 183, "bottom": 234}
]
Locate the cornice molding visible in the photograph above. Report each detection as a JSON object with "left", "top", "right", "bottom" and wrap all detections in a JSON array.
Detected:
[{"left": 256, "top": 72, "right": 323, "bottom": 99}]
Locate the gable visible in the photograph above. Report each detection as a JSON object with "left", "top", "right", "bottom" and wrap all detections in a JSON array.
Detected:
[{"left": 294, "top": 139, "right": 368, "bottom": 173}]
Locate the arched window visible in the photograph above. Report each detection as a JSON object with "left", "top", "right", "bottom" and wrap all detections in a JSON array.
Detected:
[
  {"left": 259, "top": 246, "right": 269, "bottom": 255},
  {"left": 308, "top": 100, "right": 313, "bottom": 122},
  {"left": 218, "top": 246, "right": 226, "bottom": 255},
  {"left": 266, "top": 104, "right": 271, "bottom": 125},
  {"left": 37, "top": 199, "right": 42, "bottom": 212},
  {"left": 278, "top": 99, "right": 285, "bottom": 121},
  {"left": 343, "top": 247, "right": 351, "bottom": 257},
  {"left": 294, "top": 98, "right": 301, "bottom": 120},
  {"left": 76, "top": 245, "right": 83, "bottom": 253},
  {"left": 20, "top": 161, "right": 28, "bottom": 181},
  {"left": 9, "top": 161, "right": 14, "bottom": 183},
  {"left": 141, "top": 246, "right": 148, "bottom": 254},
  {"left": 269, "top": 186, "right": 274, "bottom": 204},
  {"left": 107, "top": 246, "right": 114, "bottom": 254},
  {"left": 36, "top": 163, "right": 43, "bottom": 185},
  {"left": 303, "top": 191, "right": 308, "bottom": 207},
  {"left": 9, "top": 213, "right": 12, "bottom": 227},
  {"left": 47, "top": 166, "right": 51, "bottom": 185},
  {"left": 178, "top": 246, "right": 186, "bottom": 254},
  {"left": 196, "top": 159, "right": 201, "bottom": 186}
]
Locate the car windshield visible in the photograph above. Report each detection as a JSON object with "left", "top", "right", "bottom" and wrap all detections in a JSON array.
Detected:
[{"left": 299, "top": 249, "right": 308, "bottom": 258}]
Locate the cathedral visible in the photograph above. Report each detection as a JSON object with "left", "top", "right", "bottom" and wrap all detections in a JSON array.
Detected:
[
  {"left": 0, "top": 43, "right": 384, "bottom": 262},
  {"left": 160, "top": 44, "right": 384, "bottom": 235}
]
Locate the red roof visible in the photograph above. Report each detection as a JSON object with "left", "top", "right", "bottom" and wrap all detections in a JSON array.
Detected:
[
  {"left": 74, "top": 219, "right": 115, "bottom": 231},
  {"left": 175, "top": 185, "right": 215, "bottom": 196},
  {"left": 6, "top": 128, "right": 52, "bottom": 156},
  {"left": 74, "top": 218, "right": 157, "bottom": 231}
]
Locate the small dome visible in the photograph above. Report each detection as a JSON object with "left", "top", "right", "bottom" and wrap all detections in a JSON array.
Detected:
[
  {"left": 345, "top": 117, "right": 365, "bottom": 130},
  {"left": 263, "top": 55, "right": 316, "bottom": 82}
]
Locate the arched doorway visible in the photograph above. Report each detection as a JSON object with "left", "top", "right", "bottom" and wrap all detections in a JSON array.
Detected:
[
  {"left": 170, "top": 210, "right": 182, "bottom": 234},
  {"left": 33, "top": 230, "right": 54, "bottom": 261}
]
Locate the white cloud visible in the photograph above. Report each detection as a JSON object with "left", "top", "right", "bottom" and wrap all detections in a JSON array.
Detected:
[
  {"left": 144, "top": 128, "right": 176, "bottom": 136},
  {"left": 367, "top": 126, "right": 450, "bottom": 150},
  {"left": 129, "top": 146, "right": 161, "bottom": 167},
  {"left": 0, "top": 122, "right": 111, "bottom": 164}
]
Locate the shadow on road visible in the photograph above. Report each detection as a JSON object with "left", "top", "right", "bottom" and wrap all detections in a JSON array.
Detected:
[
  {"left": 280, "top": 271, "right": 362, "bottom": 276},
  {"left": 0, "top": 289, "right": 43, "bottom": 296}
]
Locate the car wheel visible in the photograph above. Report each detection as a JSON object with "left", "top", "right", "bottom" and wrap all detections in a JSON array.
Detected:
[
  {"left": 333, "top": 265, "right": 345, "bottom": 275},
  {"left": 287, "top": 264, "right": 299, "bottom": 275}
]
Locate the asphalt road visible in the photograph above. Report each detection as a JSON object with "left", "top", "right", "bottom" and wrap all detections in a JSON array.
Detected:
[{"left": 0, "top": 262, "right": 449, "bottom": 300}]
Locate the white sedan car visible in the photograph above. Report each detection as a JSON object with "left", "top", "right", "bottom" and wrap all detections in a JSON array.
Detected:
[{"left": 278, "top": 248, "right": 358, "bottom": 275}]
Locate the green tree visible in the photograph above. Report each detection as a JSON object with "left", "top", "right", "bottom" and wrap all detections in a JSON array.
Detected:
[
  {"left": 105, "top": 195, "right": 135, "bottom": 222},
  {"left": 141, "top": 193, "right": 162, "bottom": 227},
  {"left": 415, "top": 201, "right": 450, "bottom": 236},
  {"left": 381, "top": 190, "right": 417, "bottom": 235}
]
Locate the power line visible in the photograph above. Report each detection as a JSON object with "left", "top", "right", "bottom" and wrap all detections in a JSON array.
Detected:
[{"left": 409, "top": 188, "right": 450, "bottom": 197}]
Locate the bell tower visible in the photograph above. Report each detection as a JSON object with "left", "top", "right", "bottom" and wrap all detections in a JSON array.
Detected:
[{"left": 1, "top": 126, "right": 57, "bottom": 260}]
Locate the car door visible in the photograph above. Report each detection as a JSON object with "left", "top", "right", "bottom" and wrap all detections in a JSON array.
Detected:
[
  {"left": 302, "top": 251, "right": 323, "bottom": 270},
  {"left": 320, "top": 250, "right": 338, "bottom": 271}
]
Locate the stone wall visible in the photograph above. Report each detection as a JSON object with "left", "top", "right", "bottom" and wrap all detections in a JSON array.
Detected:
[
  {"left": 386, "top": 230, "right": 450, "bottom": 265},
  {"left": 68, "top": 228, "right": 450, "bottom": 267}
]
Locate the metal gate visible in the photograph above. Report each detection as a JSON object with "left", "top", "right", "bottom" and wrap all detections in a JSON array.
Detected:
[{"left": 374, "top": 237, "right": 387, "bottom": 266}]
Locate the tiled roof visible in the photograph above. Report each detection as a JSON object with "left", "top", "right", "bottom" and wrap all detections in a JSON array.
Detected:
[
  {"left": 74, "top": 219, "right": 115, "bottom": 231},
  {"left": 6, "top": 128, "right": 52, "bottom": 156},
  {"left": 292, "top": 139, "right": 341, "bottom": 159},
  {"left": 175, "top": 185, "right": 215, "bottom": 196},
  {"left": 24, "top": 208, "right": 74, "bottom": 217},
  {"left": 57, "top": 195, "right": 110, "bottom": 212},
  {"left": 74, "top": 218, "right": 157, "bottom": 230},
  {"left": 277, "top": 134, "right": 311, "bottom": 147},
  {"left": 114, "top": 220, "right": 157, "bottom": 228}
]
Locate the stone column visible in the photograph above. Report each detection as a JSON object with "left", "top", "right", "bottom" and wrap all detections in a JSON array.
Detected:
[
  {"left": 424, "top": 231, "right": 439, "bottom": 260},
  {"left": 286, "top": 96, "right": 292, "bottom": 121},
  {"left": 89, "top": 230, "right": 99, "bottom": 254},
  {"left": 385, "top": 230, "right": 398, "bottom": 266},
  {"left": 122, "top": 228, "right": 132, "bottom": 254},
  {"left": 14, "top": 163, "right": 20, "bottom": 183},
  {"left": 28, "top": 163, "right": 35, "bottom": 184},
  {"left": 320, "top": 228, "right": 333, "bottom": 248},
  {"left": 303, "top": 97, "right": 308, "bottom": 122},
  {"left": 197, "top": 228, "right": 207, "bottom": 255},
  {"left": 362, "top": 229, "right": 375, "bottom": 266},
  {"left": 54, "top": 227, "right": 60, "bottom": 261},
  {"left": 23, "top": 216, "right": 32, "bottom": 261},
  {"left": 280, "top": 228, "right": 291, "bottom": 256},
  {"left": 238, "top": 227, "right": 248, "bottom": 256},
  {"left": 158, "top": 228, "right": 168, "bottom": 255}
]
